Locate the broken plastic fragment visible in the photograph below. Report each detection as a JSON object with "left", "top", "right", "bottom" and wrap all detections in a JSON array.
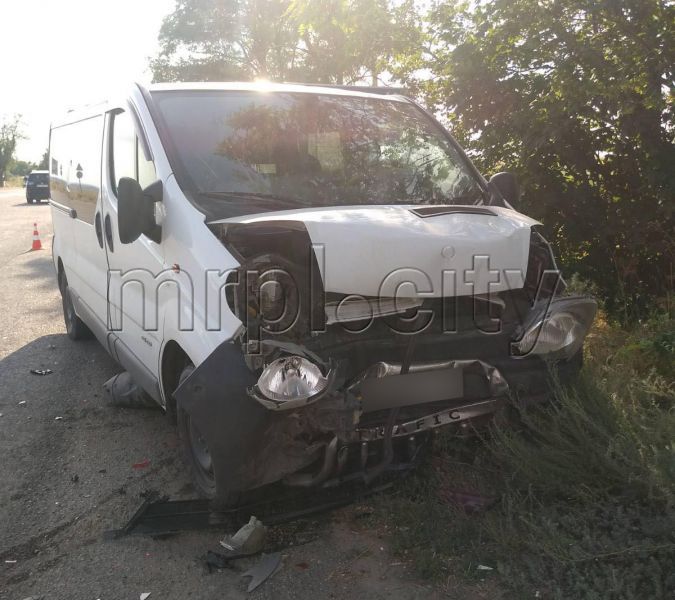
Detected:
[
  {"left": 140, "top": 594, "right": 151, "bottom": 600},
  {"left": 241, "top": 552, "right": 281, "bottom": 592},
  {"left": 18, "top": 401, "right": 26, "bottom": 405},
  {"left": 30, "top": 369, "right": 53, "bottom": 376},
  {"left": 103, "top": 372, "right": 157, "bottom": 409},
  {"left": 132, "top": 458, "right": 151, "bottom": 469},
  {"left": 477, "top": 564, "right": 494, "bottom": 571},
  {"left": 219, "top": 516, "right": 267, "bottom": 555}
]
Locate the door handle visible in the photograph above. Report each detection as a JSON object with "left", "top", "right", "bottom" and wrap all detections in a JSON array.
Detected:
[
  {"left": 94, "top": 212, "right": 104, "bottom": 248},
  {"left": 104, "top": 214, "right": 114, "bottom": 252}
]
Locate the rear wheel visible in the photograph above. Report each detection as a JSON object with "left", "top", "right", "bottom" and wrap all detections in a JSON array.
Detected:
[
  {"left": 26, "top": 198, "right": 33, "bottom": 204},
  {"left": 59, "top": 271, "right": 92, "bottom": 341}
]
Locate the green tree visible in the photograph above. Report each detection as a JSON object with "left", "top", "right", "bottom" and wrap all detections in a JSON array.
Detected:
[
  {"left": 409, "top": 0, "right": 675, "bottom": 318},
  {"left": 0, "top": 115, "right": 24, "bottom": 187},
  {"left": 288, "top": 0, "right": 420, "bottom": 84},
  {"left": 150, "top": 0, "right": 420, "bottom": 84},
  {"left": 8, "top": 159, "right": 36, "bottom": 177},
  {"left": 151, "top": 0, "right": 303, "bottom": 81},
  {"left": 38, "top": 148, "right": 49, "bottom": 170}
]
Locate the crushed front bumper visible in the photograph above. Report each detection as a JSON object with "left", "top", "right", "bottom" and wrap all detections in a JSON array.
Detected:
[{"left": 175, "top": 341, "right": 580, "bottom": 500}]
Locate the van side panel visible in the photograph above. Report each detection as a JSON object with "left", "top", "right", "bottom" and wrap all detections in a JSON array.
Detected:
[{"left": 50, "top": 115, "right": 111, "bottom": 339}]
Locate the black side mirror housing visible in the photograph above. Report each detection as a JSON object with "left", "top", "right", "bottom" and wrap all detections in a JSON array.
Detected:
[
  {"left": 488, "top": 171, "right": 520, "bottom": 208},
  {"left": 117, "top": 178, "right": 162, "bottom": 244}
]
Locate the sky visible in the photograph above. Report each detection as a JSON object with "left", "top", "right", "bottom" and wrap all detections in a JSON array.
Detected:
[{"left": 0, "top": 0, "right": 175, "bottom": 162}]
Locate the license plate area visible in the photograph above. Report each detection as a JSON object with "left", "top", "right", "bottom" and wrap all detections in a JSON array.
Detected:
[{"left": 360, "top": 367, "right": 464, "bottom": 413}]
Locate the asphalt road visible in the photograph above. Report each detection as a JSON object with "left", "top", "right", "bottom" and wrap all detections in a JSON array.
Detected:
[{"left": 0, "top": 187, "right": 447, "bottom": 600}]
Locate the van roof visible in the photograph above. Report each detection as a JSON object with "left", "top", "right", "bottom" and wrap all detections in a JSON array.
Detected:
[
  {"left": 147, "top": 81, "right": 409, "bottom": 100},
  {"left": 50, "top": 82, "right": 410, "bottom": 128}
]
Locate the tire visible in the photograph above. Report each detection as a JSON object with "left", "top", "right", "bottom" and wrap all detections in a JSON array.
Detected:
[
  {"left": 26, "top": 198, "right": 33, "bottom": 204},
  {"left": 176, "top": 364, "right": 241, "bottom": 506},
  {"left": 176, "top": 364, "right": 217, "bottom": 499},
  {"left": 59, "top": 271, "right": 92, "bottom": 341}
]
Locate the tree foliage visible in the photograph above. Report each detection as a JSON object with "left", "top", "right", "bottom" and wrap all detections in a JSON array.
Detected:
[
  {"left": 151, "top": 0, "right": 674, "bottom": 316},
  {"left": 407, "top": 0, "right": 675, "bottom": 318},
  {"left": 0, "top": 115, "right": 24, "bottom": 187},
  {"left": 151, "top": 0, "right": 420, "bottom": 84}
]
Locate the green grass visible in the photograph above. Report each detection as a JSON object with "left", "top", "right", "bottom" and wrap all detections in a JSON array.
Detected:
[{"left": 373, "top": 316, "right": 675, "bottom": 599}]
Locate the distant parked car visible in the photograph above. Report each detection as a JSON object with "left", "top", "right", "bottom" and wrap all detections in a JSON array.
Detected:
[{"left": 26, "top": 170, "right": 50, "bottom": 203}]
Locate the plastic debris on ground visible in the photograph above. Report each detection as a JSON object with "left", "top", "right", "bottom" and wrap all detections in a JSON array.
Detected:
[
  {"left": 132, "top": 458, "right": 151, "bottom": 469},
  {"left": 140, "top": 593, "right": 151, "bottom": 600},
  {"left": 477, "top": 564, "right": 494, "bottom": 571},
  {"left": 103, "top": 372, "right": 157, "bottom": 409},
  {"left": 241, "top": 552, "right": 282, "bottom": 592},
  {"left": 30, "top": 369, "right": 53, "bottom": 376},
  {"left": 219, "top": 516, "right": 267, "bottom": 555}
]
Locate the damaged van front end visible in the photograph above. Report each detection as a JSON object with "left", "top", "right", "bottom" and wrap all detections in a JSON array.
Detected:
[
  {"left": 174, "top": 207, "right": 596, "bottom": 501},
  {"left": 149, "top": 84, "right": 596, "bottom": 502}
]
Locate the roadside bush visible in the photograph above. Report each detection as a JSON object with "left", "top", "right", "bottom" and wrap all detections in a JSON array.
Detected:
[{"left": 376, "top": 317, "right": 675, "bottom": 599}]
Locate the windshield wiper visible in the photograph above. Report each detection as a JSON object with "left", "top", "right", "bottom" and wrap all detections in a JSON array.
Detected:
[{"left": 198, "top": 190, "right": 314, "bottom": 209}]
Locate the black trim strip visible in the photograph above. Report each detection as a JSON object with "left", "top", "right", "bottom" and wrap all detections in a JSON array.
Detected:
[
  {"left": 49, "top": 199, "right": 77, "bottom": 219},
  {"left": 410, "top": 206, "right": 496, "bottom": 218}
]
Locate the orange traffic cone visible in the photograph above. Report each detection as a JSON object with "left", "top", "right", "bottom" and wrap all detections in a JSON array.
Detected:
[{"left": 32, "top": 222, "right": 42, "bottom": 251}]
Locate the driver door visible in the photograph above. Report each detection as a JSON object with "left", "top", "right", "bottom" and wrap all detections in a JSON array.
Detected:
[{"left": 101, "top": 108, "right": 165, "bottom": 398}]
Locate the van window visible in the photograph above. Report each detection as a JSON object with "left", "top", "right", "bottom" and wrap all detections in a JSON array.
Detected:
[
  {"left": 150, "top": 90, "right": 485, "bottom": 220},
  {"left": 110, "top": 111, "right": 156, "bottom": 194},
  {"left": 49, "top": 115, "right": 104, "bottom": 224}
]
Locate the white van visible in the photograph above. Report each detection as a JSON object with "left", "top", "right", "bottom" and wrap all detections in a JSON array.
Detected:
[{"left": 50, "top": 82, "right": 596, "bottom": 504}]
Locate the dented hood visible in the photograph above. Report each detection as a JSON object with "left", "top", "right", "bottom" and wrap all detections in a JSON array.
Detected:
[{"left": 212, "top": 205, "right": 540, "bottom": 297}]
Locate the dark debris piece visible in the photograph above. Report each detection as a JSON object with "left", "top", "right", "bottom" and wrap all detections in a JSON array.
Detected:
[{"left": 30, "top": 369, "right": 53, "bottom": 376}]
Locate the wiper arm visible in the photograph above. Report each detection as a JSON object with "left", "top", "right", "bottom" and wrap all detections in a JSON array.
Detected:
[
  {"left": 199, "top": 191, "right": 289, "bottom": 200},
  {"left": 198, "top": 190, "right": 315, "bottom": 208}
]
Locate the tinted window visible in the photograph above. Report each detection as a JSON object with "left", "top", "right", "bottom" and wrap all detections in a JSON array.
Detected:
[
  {"left": 28, "top": 173, "right": 49, "bottom": 185},
  {"left": 151, "top": 91, "right": 485, "bottom": 219},
  {"left": 110, "top": 110, "right": 156, "bottom": 194},
  {"left": 49, "top": 116, "right": 103, "bottom": 224}
]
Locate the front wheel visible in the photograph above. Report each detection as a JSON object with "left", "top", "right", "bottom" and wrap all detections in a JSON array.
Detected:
[
  {"left": 176, "top": 364, "right": 218, "bottom": 500},
  {"left": 175, "top": 364, "right": 243, "bottom": 506}
]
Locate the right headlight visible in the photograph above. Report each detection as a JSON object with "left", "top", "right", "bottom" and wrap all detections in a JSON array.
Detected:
[{"left": 511, "top": 297, "right": 597, "bottom": 359}]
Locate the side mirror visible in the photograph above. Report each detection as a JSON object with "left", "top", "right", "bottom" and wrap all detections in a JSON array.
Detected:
[
  {"left": 488, "top": 172, "right": 520, "bottom": 207},
  {"left": 117, "top": 178, "right": 162, "bottom": 244}
]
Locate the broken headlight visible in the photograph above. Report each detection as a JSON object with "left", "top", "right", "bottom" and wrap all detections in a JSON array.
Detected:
[
  {"left": 257, "top": 356, "right": 328, "bottom": 403},
  {"left": 511, "top": 297, "right": 597, "bottom": 359}
]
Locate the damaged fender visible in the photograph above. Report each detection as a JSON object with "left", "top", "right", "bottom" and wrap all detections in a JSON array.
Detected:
[{"left": 174, "top": 341, "right": 329, "bottom": 496}]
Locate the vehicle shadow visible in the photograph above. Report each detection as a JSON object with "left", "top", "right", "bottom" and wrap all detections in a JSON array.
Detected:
[{"left": 11, "top": 201, "right": 51, "bottom": 208}]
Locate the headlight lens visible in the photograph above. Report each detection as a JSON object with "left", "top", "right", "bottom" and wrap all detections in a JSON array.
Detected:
[
  {"left": 257, "top": 356, "right": 328, "bottom": 402},
  {"left": 512, "top": 297, "right": 597, "bottom": 358}
]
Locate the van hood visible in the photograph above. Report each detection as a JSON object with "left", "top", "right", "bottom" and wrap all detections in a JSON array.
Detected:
[{"left": 210, "top": 205, "right": 539, "bottom": 298}]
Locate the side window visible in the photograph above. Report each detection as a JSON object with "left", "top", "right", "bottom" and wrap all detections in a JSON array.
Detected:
[
  {"left": 110, "top": 110, "right": 156, "bottom": 194},
  {"left": 50, "top": 115, "right": 104, "bottom": 224}
]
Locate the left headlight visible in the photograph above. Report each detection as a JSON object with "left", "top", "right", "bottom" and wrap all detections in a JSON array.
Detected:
[
  {"left": 511, "top": 297, "right": 597, "bottom": 359},
  {"left": 256, "top": 355, "right": 328, "bottom": 404}
]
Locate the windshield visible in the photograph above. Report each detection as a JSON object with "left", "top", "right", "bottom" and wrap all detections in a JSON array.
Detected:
[{"left": 151, "top": 90, "right": 485, "bottom": 218}]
